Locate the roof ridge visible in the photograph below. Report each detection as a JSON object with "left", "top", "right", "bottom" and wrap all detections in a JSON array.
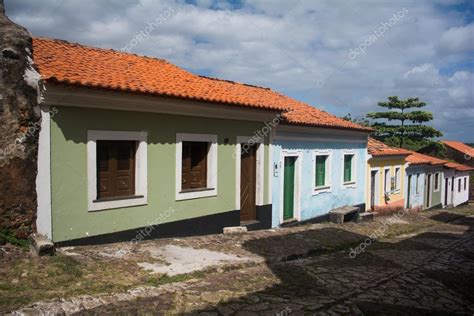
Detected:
[
  {"left": 33, "top": 36, "right": 170, "bottom": 64},
  {"left": 198, "top": 75, "right": 271, "bottom": 90}
]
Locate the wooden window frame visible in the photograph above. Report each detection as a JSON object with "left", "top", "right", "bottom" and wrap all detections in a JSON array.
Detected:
[
  {"left": 176, "top": 133, "right": 217, "bottom": 201},
  {"left": 87, "top": 130, "right": 148, "bottom": 212},
  {"left": 95, "top": 140, "right": 137, "bottom": 201},
  {"left": 312, "top": 150, "right": 332, "bottom": 194},
  {"left": 342, "top": 152, "right": 357, "bottom": 187},
  {"left": 181, "top": 141, "right": 209, "bottom": 191}
]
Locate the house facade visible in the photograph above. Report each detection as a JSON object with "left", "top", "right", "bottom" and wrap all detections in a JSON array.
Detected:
[
  {"left": 441, "top": 141, "right": 474, "bottom": 201},
  {"left": 271, "top": 125, "right": 370, "bottom": 227},
  {"left": 366, "top": 138, "right": 410, "bottom": 212},
  {"left": 33, "top": 37, "right": 370, "bottom": 245},
  {"left": 34, "top": 38, "right": 291, "bottom": 245},
  {"left": 405, "top": 152, "right": 446, "bottom": 210},
  {"left": 443, "top": 162, "right": 473, "bottom": 207}
]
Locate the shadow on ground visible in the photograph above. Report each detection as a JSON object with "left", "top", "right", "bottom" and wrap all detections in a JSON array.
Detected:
[
  {"left": 79, "top": 212, "right": 474, "bottom": 315},
  {"left": 188, "top": 213, "right": 474, "bottom": 315}
]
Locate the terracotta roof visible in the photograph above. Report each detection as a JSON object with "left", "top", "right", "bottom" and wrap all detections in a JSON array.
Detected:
[
  {"left": 406, "top": 151, "right": 448, "bottom": 166},
  {"left": 32, "top": 37, "right": 371, "bottom": 132},
  {"left": 442, "top": 140, "right": 474, "bottom": 156},
  {"left": 444, "top": 162, "right": 474, "bottom": 172},
  {"left": 367, "top": 137, "right": 411, "bottom": 156}
]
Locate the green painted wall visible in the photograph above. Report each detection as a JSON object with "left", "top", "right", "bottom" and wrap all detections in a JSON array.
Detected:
[{"left": 50, "top": 106, "right": 271, "bottom": 242}]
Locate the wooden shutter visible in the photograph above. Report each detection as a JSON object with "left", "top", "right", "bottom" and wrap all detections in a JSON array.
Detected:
[
  {"left": 96, "top": 140, "right": 136, "bottom": 200},
  {"left": 315, "top": 155, "right": 326, "bottom": 187},
  {"left": 344, "top": 155, "right": 352, "bottom": 182},
  {"left": 182, "top": 142, "right": 208, "bottom": 190}
]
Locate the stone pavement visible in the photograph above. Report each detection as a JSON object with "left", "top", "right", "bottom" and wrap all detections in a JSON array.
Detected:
[{"left": 8, "top": 208, "right": 474, "bottom": 315}]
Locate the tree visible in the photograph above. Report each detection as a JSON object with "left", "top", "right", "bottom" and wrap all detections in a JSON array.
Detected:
[
  {"left": 366, "top": 96, "right": 442, "bottom": 149},
  {"left": 341, "top": 113, "right": 370, "bottom": 126}
]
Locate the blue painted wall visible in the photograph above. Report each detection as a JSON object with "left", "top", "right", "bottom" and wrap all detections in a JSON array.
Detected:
[
  {"left": 271, "top": 136, "right": 367, "bottom": 228},
  {"left": 405, "top": 165, "right": 425, "bottom": 209}
]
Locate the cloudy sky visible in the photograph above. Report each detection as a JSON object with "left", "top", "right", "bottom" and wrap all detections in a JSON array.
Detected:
[{"left": 5, "top": 0, "right": 474, "bottom": 141}]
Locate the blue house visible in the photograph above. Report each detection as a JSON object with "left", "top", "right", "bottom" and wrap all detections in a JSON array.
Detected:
[{"left": 271, "top": 105, "right": 371, "bottom": 227}]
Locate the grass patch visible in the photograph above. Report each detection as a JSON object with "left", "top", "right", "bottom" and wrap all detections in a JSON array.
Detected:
[
  {"left": 0, "top": 230, "right": 29, "bottom": 249},
  {"left": 146, "top": 270, "right": 207, "bottom": 287},
  {"left": 49, "top": 255, "right": 83, "bottom": 278}
]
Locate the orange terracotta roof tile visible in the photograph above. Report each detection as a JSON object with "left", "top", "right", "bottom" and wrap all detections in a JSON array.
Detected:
[
  {"left": 442, "top": 140, "right": 474, "bottom": 156},
  {"left": 367, "top": 137, "right": 411, "bottom": 156},
  {"left": 32, "top": 37, "right": 371, "bottom": 132},
  {"left": 406, "top": 151, "right": 448, "bottom": 165},
  {"left": 444, "top": 162, "right": 474, "bottom": 171}
]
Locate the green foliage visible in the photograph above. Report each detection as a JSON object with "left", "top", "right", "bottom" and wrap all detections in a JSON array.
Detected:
[
  {"left": 366, "top": 96, "right": 442, "bottom": 149},
  {"left": 0, "top": 230, "right": 29, "bottom": 249},
  {"left": 342, "top": 113, "right": 370, "bottom": 126}
]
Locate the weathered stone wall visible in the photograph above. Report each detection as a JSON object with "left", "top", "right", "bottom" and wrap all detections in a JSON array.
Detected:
[{"left": 0, "top": 0, "right": 41, "bottom": 238}]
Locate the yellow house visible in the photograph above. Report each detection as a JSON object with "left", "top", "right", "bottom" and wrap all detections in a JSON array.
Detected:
[{"left": 366, "top": 138, "right": 411, "bottom": 212}]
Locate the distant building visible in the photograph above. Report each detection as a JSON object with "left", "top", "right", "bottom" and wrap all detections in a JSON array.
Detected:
[{"left": 419, "top": 141, "right": 474, "bottom": 200}]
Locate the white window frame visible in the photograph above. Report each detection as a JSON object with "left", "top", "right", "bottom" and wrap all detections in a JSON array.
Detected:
[
  {"left": 464, "top": 177, "right": 468, "bottom": 191},
  {"left": 87, "top": 130, "right": 148, "bottom": 212},
  {"left": 394, "top": 166, "right": 401, "bottom": 192},
  {"left": 235, "top": 136, "right": 265, "bottom": 210},
  {"left": 342, "top": 151, "right": 357, "bottom": 188},
  {"left": 434, "top": 172, "right": 440, "bottom": 192},
  {"left": 176, "top": 133, "right": 218, "bottom": 201},
  {"left": 312, "top": 149, "right": 332, "bottom": 195},
  {"left": 384, "top": 167, "right": 391, "bottom": 193}
]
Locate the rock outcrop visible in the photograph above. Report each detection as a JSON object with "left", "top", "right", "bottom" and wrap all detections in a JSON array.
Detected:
[{"left": 0, "top": 0, "right": 42, "bottom": 238}]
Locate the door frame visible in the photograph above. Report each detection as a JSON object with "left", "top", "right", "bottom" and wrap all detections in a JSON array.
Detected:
[
  {"left": 425, "top": 173, "right": 432, "bottom": 209},
  {"left": 369, "top": 167, "right": 380, "bottom": 210},
  {"left": 279, "top": 150, "right": 302, "bottom": 225},
  {"left": 235, "top": 136, "right": 265, "bottom": 211}
]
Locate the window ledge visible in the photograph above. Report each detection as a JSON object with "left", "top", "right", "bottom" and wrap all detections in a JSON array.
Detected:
[
  {"left": 176, "top": 187, "right": 217, "bottom": 201},
  {"left": 89, "top": 195, "right": 147, "bottom": 212},
  {"left": 179, "top": 188, "right": 215, "bottom": 194},
  {"left": 93, "top": 195, "right": 144, "bottom": 203},
  {"left": 313, "top": 185, "right": 331, "bottom": 195},
  {"left": 343, "top": 181, "right": 356, "bottom": 187}
]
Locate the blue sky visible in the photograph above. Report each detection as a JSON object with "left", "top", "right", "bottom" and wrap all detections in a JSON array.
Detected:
[{"left": 5, "top": 0, "right": 474, "bottom": 141}]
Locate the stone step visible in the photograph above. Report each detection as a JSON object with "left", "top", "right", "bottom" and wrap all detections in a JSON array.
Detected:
[
  {"left": 358, "top": 212, "right": 375, "bottom": 222},
  {"left": 329, "top": 206, "right": 359, "bottom": 224}
]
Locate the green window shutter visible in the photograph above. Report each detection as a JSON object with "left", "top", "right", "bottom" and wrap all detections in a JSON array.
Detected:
[
  {"left": 344, "top": 155, "right": 352, "bottom": 182},
  {"left": 315, "top": 155, "right": 326, "bottom": 187}
]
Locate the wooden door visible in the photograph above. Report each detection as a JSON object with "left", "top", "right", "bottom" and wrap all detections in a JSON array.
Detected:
[
  {"left": 283, "top": 157, "right": 296, "bottom": 220},
  {"left": 407, "top": 175, "right": 412, "bottom": 209},
  {"left": 370, "top": 170, "right": 377, "bottom": 210},
  {"left": 240, "top": 144, "right": 257, "bottom": 222},
  {"left": 426, "top": 174, "right": 432, "bottom": 208}
]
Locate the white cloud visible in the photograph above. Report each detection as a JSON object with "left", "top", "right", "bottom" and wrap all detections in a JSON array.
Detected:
[
  {"left": 4, "top": 0, "right": 474, "bottom": 141},
  {"left": 438, "top": 23, "right": 474, "bottom": 55}
]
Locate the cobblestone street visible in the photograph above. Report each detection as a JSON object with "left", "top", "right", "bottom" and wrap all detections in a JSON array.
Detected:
[
  {"left": 6, "top": 208, "right": 474, "bottom": 315},
  {"left": 75, "top": 211, "right": 474, "bottom": 315}
]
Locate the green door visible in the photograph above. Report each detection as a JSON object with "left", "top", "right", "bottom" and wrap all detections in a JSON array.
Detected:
[{"left": 283, "top": 157, "right": 296, "bottom": 220}]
